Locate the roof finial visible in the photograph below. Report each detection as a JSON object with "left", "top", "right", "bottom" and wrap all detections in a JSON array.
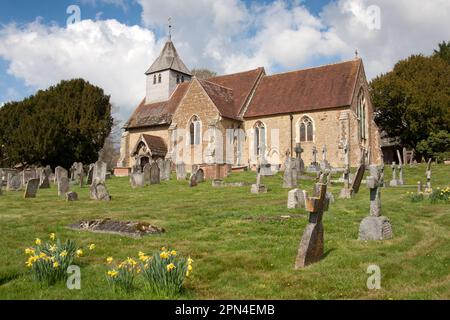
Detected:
[
  {"left": 355, "top": 49, "right": 359, "bottom": 59},
  {"left": 168, "top": 17, "right": 172, "bottom": 41}
]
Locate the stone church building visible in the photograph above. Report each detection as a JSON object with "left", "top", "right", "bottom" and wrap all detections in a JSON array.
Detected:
[{"left": 115, "top": 39, "right": 382, "bottom": 177}]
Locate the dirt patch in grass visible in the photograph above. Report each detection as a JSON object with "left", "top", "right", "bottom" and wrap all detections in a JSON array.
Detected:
[{"left": 69, "top": 218, "right": 165, "bottom": 238}]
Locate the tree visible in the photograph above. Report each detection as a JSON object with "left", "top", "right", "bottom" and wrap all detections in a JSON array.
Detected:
[
  {"left": 0, "top": 79, "right": 113, "bottom": 169},
  {"left": 416, "top": 130, "right": 450, "bottom": 162},
  {"left": 191, "top": 68, "right": 217, "bottom": 80},
  {"left": 98, "top": 105, "right": 121, "bottom": 171},
  {"left": 434, "top": 41, "right": 450, "bottom": 64},
  {"left": 370, "top": 53, "right": 450, "bottom": 150}
]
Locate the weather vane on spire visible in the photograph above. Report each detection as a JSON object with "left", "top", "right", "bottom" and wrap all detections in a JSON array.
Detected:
[
  {"left": 355, "top": 49, "right": 359, "bottom": 59},
  {"left": 168, "top": 17, "right": 172, "bottom": 41}
]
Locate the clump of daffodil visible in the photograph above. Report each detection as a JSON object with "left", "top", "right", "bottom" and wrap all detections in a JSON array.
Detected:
[
  {"left": 88, "top": 244, "right": 96, "bottom": 251},
  {"left": 106, "top": 257, "right": 114, "bottom": 264},
  {"left": 106, "top": 257, "right": 139, "bottom": 292},
  {"left": 24, "top": 235, "right": 85, "bottom": 285}
]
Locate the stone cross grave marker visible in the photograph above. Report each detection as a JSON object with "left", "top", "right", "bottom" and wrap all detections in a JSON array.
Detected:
[
  {"left": 389, "top": 162, "right": 399, "bottom": 187},
  {"left": 339, "top": 141, "right": 352, "bottom": 199},
  {"left": 58, "top": 176, "right": 70, "bottom": 197},
  {"left": 359, "top": 165, "right": 393, "bottom": 241},
  {"left": 307, "top": 146, "right": 320, "bottom": 173},
  {"left": 396, "top": 150, "right": 405, "bottom": 185},
  {"left": 24, "top": 178, "right": 40, "bottom": 198},
  {"left": 150, "top": 161, "right": 161, "bottom": 185},
  {"left": 294, "top": 183, "right": 329, "bottom": 269},
  {"left": 320, "top": 145, "right": 331, "bottom": 170},
  {"left": 294, "top": 143, "right": 305, "bottom": 176},
  {"left": 283, "top": 152, "right": 297, "bottom": 189},
  {"left": 176, "top": 162, "right": 186, "bottom": 181},
  {"left": 251, "top": 160, "right": 267, "bottom": 193}
]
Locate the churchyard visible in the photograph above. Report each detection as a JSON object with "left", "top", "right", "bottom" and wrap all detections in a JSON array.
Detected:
[{"left": 0, "top": 163, "right": 449, "bottom": 299}]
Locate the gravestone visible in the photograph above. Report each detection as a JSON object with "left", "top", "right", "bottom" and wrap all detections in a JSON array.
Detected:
[
  {"left": 55, "top": 167, "right": 68, "bottom": 185},
  {"left": 90, "top": 179, "right": 111, "bottom": 201},
  {"left": 359, "top": 165, "right": 393, "bottom": 241},
  {"left": 160, "top": 159, "right": 172, "bottom": 181},
  {"left": 143, "top": 163, "right": 151, "bottom": 185},
  {"left": 317, "top": 170, "right": 334, "bottom": 204},
  {"left": 21, "top": 169, "right": 37, "bottom": 186},
  {"left": 307, "top": 146, "right": 320, "bottom": 173},
  {"left": 417, "top": 181, "right": 422, "bottom": 193},
  {"left": 350, "top": 164, "right": 366, "bottom": 195},
  {"left": 39, "top": 167, "right": 50, "bottom": 189},
  {"left": 339, "top": 140, "right": 352, "bottom": 199},
  {"left": 294, "top": 143, "right": 305, "bottom": 177},
  {"left": 76, "top": 162, "right": 84, "bottom": 187},
  {"left": 287, "top": 188, "right": 305, "bottom": 209},
  {"left": 389, "top": 162, "right": 399, "bottom": 187},
  {"left": 195, "top": 168, "right": 204, "bottom": 183},
  {"left": 130, "top": 173, "right": 145, "bottom": 188},
  {"left": 92, "top": 161, "right": 107, "bottom": 185},
  {"left": 425, "top": 159, "right": 432, "bottom": 192},
  {"left": 86, "top": 164, "right": 94, "bottom": 185},
  {"left": 150, "top": 162, "right": 161, "bottom": 185},
  {"left": 7, "top": 172, "right": 22, "bottom": 191},
  {"left": 24, "top": 178, "right": 40, "bottom": 198},
  {"left": 189, "top": 173, "right": 198, "bottom": 187},
  {"left": 66, "top": 192, "right": 78, "bottom": 202},
  {"left": 58, "top": 177, "right": 70, "bottom": 197},
  {"left": 294, "top": 183, "right": 329, "bottom": 269},
  {"left": 176, "top": 162, "right": 186, "bottom": 180},
  {"left": 251, "top": 163, "right": 267, "bottom": 193},
  {"left": 283, "top": 153, "right": 297, "bottom": 189},
  {"left": 320, "top": 145, "right": 331, "bottom": 171},
  {"left": 396, "top": 150, "right": 405, "bottom": 185}
]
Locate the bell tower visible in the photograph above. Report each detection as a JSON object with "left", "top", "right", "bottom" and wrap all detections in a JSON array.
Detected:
[{"left": 145, "top": 19, "right": 192, "bottom": 104}]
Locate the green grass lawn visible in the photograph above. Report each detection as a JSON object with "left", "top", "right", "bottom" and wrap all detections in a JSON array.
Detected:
[{"left": 0, "top": 164, "right": 449, "bottom": 300}]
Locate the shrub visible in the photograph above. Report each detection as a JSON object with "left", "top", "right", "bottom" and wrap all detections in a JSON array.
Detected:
[
  {"left": 24, "top": 234, "right": 90, "bottom": 285},
  {"left": 429, "top": 187, "right": 450, "bottom": 204},
  {"left": 105, "top": 257, "right": 139, "bottom": 292}
]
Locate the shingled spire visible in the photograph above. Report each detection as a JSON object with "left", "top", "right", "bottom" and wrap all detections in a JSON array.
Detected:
[{"left": 145, "top": 40, "right": 191, "bottom": 76}]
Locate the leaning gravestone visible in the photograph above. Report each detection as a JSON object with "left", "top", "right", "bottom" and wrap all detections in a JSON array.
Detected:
[
  {"left": 150, "top": 162, "right": 161, "bottom": 185},
  {"left": 350, "top": 164, "right": 366, "bottom": 196},
  {"left": 359, "top": 165, "right": 393, "bottom": 241},
  {"left": 294, "top": 183, "right": 329, "bottom": 269},
  {"left": 86, "top": 164, "right": 94, "bottom": 185},
  {"left": 251, "top": 164, "right": 267, "bottom": 194},
  {"left": 389, "top": 162, "right": 399, "bottom": 187},
  {"left": 24, "top": 178, "right": 40, "bottom": 198},
  {"left": 39, "top": 167, "right": 50, "bottom": 189},
  {"left": 58, "top": 177, "right": 70, "bottom": 197},
  {"left": 396, "top": 150, "right": 405, "bottom": 185},
  {"left": 287, "top": 188, "right": 305, "bottom": 209},
  {"left": 130, "top": 173, "right": 145, "bottom": 188},
  {"left": 92, "top": 161, "right": 107, "bottom": 185},
  {"left": 7, "top": 172, "right": 22, "bottom": 191},
  {"left": 176, "top": 162, "right": 186, "bottom": 180},
  {"left": 90, "top": 178, "right": 111, "bottom": 201}
]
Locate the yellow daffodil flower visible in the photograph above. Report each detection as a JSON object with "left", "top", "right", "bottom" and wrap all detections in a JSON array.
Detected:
[
  {"left": 49, "top": 245, "right": 57, "bottom": 252},
  {"left": 160, "top": 251, "right": 170, "bottom": 259},
  {"left": 50, "top": 233, "right": 56, "bottom": 241},
  {"left": 161, "top": 247, "right": 167, "bottom": 252},
  {"left": 53, "top": 261, "right": 59, "bottom": 268},
  {"left": 76, "top": 249, "right": 83, "bottom": 257},
  {"left": 59, "top": 250, "right": 68, "bottom": 258},
  {"left": 25, "top": 248, "right": 35, "bottom": 255},
  {"left": 188, "top": 265, "right": 193, "bottom": 272},
  {"left": 107, "top": 270, "right": 118, "bottom": 278},
  {"left": 188, "top": 257, "right": 194, "bottom": 265},
  {"left": 106, "top": 257, "right": 114, "bottom": 264},
  {"left": 166, "top": 263, "right": 176, "bottom": 272},
  {"left": 171, "top": 250, "right": 177, "bottom": 256},
  {"left": 35, "top": 238, "right": 42, "bottom": 245},
  {"left": 88, "top": 244, "right": 96, "bottom": 251}
]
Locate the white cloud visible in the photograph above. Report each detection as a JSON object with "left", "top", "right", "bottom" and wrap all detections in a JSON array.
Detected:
[{"left": 0, "top": 19, "right": 158, "bottom": 121}]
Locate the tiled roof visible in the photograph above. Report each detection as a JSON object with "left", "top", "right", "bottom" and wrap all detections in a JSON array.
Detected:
[
  {"left": 244, "top": 60, "right": 361, "bottom": 118},
  {"left": 206, "top": 68, "right": 265, "bottom": 118},
  {"left": 198, "top": 80, "right": 237, "bottom": 120},
  {"left": 145, "top": 41, "right": 191, "bottom": 76},
  {"left": 141, "top": 134, "right": 167, "bottom": 156},
  {"left": 124, "top": 82, "right": 189, "bottom": 129}
]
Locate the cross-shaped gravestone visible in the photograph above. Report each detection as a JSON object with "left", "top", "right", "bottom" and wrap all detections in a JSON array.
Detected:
[
  {"left": 294, "top": 183, "right": 329, "bottom": 269},
  {"left": 339, "top": 141, "right": 352, "bottom": 199},
  {"left": 283, "top": 151, "right": 297, "bottom": 189},
  {"left": 312, "top": 146, "right": 318, "bottom": 165},
  {"left": 251, "top": 159, "right": 267, "bottom": 193},
  {"left": 294, "top": 143, "right": 305, "bottom": 176},
  {"left": 389, "top": 162, "right": 398, "bottom": 187},
  {"left": 359, "top": 165, "right": 393, "bottom": 241}
]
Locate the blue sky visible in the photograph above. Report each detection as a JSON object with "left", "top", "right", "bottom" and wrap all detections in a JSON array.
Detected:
[{"left": 0, "top": 0, "right": 449, "bottom": 121}]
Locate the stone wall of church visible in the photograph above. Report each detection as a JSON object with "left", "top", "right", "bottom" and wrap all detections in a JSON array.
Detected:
[{"left": 126, "top": 125, "right": 170, "bottom": 168}]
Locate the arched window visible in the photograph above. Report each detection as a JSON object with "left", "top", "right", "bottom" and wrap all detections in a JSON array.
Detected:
[
  {"left": 254, "top": 121, "right": 266, "bottom": 156},
  {"left": 158, "top": 74, "right": 162, "bottom": 83},
  {"left": 176, "top": 74, "right": 180, "bottom": 84},
  {"left": 357, "top": 89, "right": 367, "bottom": 142},
  {"left": 189, "top": 116, "right": 201, "bottom": 145},
  {"left": 153, "top": 75, "right": 157, "bottom": 85},
  {"left": 181, "top": 76, "right": 185, "bottom": 83},
  {"left": 299, "top": 116, "right": 314, "bottom": 142}
]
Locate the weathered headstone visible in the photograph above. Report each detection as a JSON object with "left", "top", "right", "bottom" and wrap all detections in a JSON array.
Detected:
[
  {"left": 283, "top": 153, "right": 297, "bottom": 189},
  {"left": 389, "top": 162, "right": 399, "bottom": 187},
  {"left": 194, "top": 168, "right": 204, "bottom": 183},
  {"left": 350, "top": 164, "right": 366, "bottom": 195},
  {"left": 396, "top": 150, "right": 405, "bottom": 185},
  {"left": 160, "top": 159, "right": 172, "bottom": 181},
  {"left": 339, "top": 140, "right": 352, "bottom": 199},
  {"left": 294, "top": 183, "right": 329, "bottom": 269},
  {"left": 417, "top": 181, "right": 422, "bottom": 193},
  {"left": 76, "top": 162, "right": 84, "bottom": 187},
  {"left": 307, "top": 146, "right": 320, "bottom": 173},
  {"left": 69, "top": 163, "right": 77, "bottom": 181},
  {"left": 55, "top": 167, "right": 68, "bottom": 185},
  {"left": 21, "top": 169, "right": 37, "bottom": 186},
  {"left": 176, "top": 162, "right": 186, "bottom": 180},
  {"left": 189, "top": 173, "right": 198, "bottom": 187},
  {"left": 7, "top": 172, "right": 22, "bottom": 191},
  {"left": 287, "top": 188, "right": 305, "bottom": 209},
  {"left": 87, "top": 164, "right": 94, "bottom": 185},
  {"left": 39, "top": 167, "right": 50, "bottom": 189},
  {"left": 23, "top": 178, "right": 40, "bottom": 198},
  {"left": 294, "top": 143, "right": 305, "bottom": 177},
  {"left": 251, "top": 163, "right": 267, "bottom": 194},
  {"left": 90, "top": 179, "right": 111, "bottom": 201},
  {"left": 150, "top": 162, "right": 161, "bottom": 185},
  {"left": 130, "top": 173, "right": 145, "bottom": 188},
  {"left": 425, "top": 159, "right": 432, "bottom": 192},
  {"left": 66, "top": 191, "right": 78, "bottom": 202},
  {"left": 320, "top": 145, "right": 331, "bottom": 171},
  {"left": 58, "top": 176, "right": 70, "bottom": 197},
  {"left": 92, "top": 161, "right": 107, "bottom": 185},
  {"left": 143, "top": 163, "right": 151, "bottom": 185},
  {"left": 359, "top": 165, "right": 393, "bottom": 241}
]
